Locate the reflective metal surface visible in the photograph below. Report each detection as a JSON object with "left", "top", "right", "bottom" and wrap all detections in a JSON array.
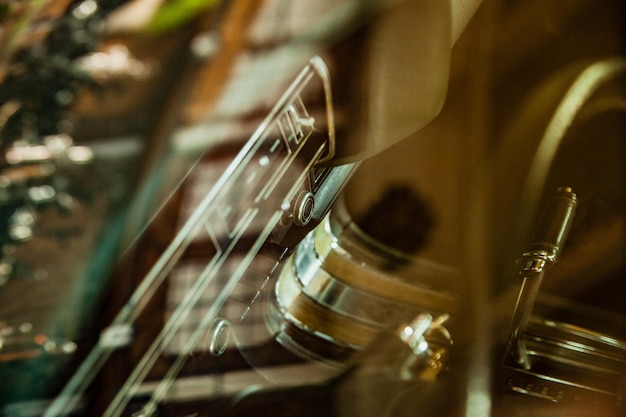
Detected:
[{"left": 0, "top": 1, "right": 625, "bottom": 416}]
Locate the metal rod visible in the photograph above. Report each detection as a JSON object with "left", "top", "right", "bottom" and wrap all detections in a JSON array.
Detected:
[{"left": 507, "top": 187, "right": 577, "bottom": 369}]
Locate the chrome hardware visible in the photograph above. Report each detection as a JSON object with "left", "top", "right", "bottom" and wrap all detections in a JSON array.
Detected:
[
  {"left": 502, "top": 187, "right": 626, "bottom": 408},
  {"left": 292, "top": 190, "right": 315, "bottom": 227},
  {"left": 517, "top": 187, "right": 577, "bottom": 277},
  {"left": 507, "top": 187, "right": 577, "bottom": 370},
  {"left": 343, "top": 312, "right": 453, "bottom": 380},
  {"left": 46, "top": 56, "right": 347, "bottom": 417},
  {"left": 501, "top": 309, "right": 626, "bottom": 406},
  {"left": 272, "top": 206, "right": 457, "bottom": 363},
  {"left": 207, "top": 318, "right": 230, "bottom": 357},
  {"left": 334, "top": 312, "right": 454, "bottom": 417},
  {"left": 397, "top": 313, "right": 452, "bottom": 381}
]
